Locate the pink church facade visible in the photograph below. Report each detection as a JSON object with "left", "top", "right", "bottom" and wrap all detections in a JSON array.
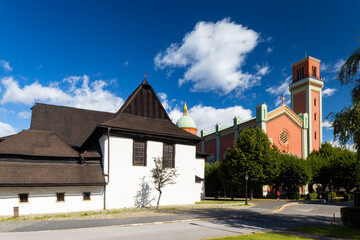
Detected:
[{"left": 198, "top": 56, "right": 324, "bottom": 162}]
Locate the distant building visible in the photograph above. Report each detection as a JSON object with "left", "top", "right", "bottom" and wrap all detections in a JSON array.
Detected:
[
  {"left": 0, "top": 80, "right": 205, "bottom": 216},
  {"left": 199, "top": 56, "right": 323, "bottom": 166}
]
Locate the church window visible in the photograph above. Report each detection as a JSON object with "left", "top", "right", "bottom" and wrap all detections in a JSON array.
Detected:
[
  {"left": 280, "top": 130, "right": 289, "bottom": 145},
  {"left": 314, "top": 98, "right": 316, "bottom": 106},
  {"left": 56, "top": 193, "right": 65, "bottom": 202},
  {"left": 83, "top": 192, "right": 91, "bottom": 201},
  {"left": 314, "top": 112, "right": 317, "bottom": 121},
  {"left": 133, "top": 140, "right": 147, "bottom": 166},
  {"left": 19, "top": 193, "right": 28, "bottom": 203},
  {"left": 163, "top": 143, "right": 175, "bottom": 168},
  {"left": 314, "top": 131, "right": 317, "bottom": 140},
  {"left": 312, "top": 66, "right": 317, "bottom": 78}
]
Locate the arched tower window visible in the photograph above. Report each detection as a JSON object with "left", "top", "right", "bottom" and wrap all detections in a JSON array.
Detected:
[
  {"left": 314, "top": 112, "right": 317, "bottom": 121},
  {"left": 314, "top": 131, "right": 317, "bottom": 140},
  {"left": 314, "top": 98, "right": 316, "bottom": 106}
]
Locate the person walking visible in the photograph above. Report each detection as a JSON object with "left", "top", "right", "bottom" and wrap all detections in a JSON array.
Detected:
[{"left": 277, "top": 190, "right": 280, "bottom": 202}]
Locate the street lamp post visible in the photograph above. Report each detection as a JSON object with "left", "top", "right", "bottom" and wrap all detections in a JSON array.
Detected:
[{"left": 245, "top": 174, "right": 249, "bottom": 205}]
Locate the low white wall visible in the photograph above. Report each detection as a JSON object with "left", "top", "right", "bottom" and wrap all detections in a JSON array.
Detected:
[
  {"left": 0, "top": 186, "right": 104, "bottom": 216},
  {"left": 101, "top": 135, "right": 204, "bottom": 209}
]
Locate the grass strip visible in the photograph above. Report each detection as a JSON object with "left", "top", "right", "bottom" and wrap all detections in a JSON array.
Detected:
[
  {"left": 292, "top": 225, "right": 360, "bottom": 239},
  {"left": 205, "top": 232, "right": 312, "bottom": 240}
]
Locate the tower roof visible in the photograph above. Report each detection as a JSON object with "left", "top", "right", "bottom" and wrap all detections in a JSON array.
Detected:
[{"left": 176, "top": 103, "right": 197, "bottom": 130}]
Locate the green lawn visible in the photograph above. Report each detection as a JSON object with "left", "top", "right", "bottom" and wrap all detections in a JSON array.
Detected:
[
  {"left": 292, "top": 225, "right": 360, "bottom": 239},
  {"left": 205, "top": 232, "right": 311, "bottom": 240}
]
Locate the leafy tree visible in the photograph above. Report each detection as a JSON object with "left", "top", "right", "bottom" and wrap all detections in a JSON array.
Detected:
[
  {"left": 308, "top": 143, "right": 359, "bottom": 193},
  {"left": 220, "top": 127, "right": 280, "bottom": 199},
  {"left": 330, "top": 41, "right": 360, "bottom": 153},
  {"left": 151, "top": 157, "right": 177, "bottom": 209},
  {"left": 204, "top": 162, "right": 222, "bottom": 198},
  {"left": 276, "top": 154, "right": 311, "bottom": 194}
]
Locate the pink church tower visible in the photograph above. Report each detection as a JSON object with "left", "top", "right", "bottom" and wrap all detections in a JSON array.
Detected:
[{"left": 289, "top": 56, "right": 323, "bottom": 153}]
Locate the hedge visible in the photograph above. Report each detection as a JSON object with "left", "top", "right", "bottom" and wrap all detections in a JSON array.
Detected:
[
  {"left": 307, "top": 193, "right": 318, "bottom": 200},
  {"left": 341, "top": 207, "right": 360, "bottom": 227},
  {"left": 287, "top": 192, "right": 301, "bottom": 200}
]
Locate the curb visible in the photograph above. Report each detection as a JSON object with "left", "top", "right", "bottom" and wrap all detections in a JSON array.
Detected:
[{"left": 271, "top": 202, "right": 299, "bottom": 213}]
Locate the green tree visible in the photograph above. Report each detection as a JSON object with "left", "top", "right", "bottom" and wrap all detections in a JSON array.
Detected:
[
  {"left": 204, "top": 162, "right": 222, "bottom": 198},
  {"left": 220, "top": 127, "right": 280, "bottom": 199},
  {"left": 276, "top": 154, "right": 311, "bottom": 194},
  {"left": 330, "top": 41, "right": 360, "bottom": 152},
  {"left": 151, "top": 157, "right": 177, "bottom": 209}
]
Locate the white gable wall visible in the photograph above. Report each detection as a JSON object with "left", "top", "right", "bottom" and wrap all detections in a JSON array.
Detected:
[{"left": 100, "top": 135, "right": 204, "bottom": 209}]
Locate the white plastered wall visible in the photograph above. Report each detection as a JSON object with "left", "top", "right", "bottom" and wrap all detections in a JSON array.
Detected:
[
  {"left": 100, "top": 135, "right": 204, "bottom": 209},
  {"left": 0, "top": 186, "right": 104, "bottom": 216}
]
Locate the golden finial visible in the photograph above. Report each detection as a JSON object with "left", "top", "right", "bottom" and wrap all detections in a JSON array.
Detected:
[
  {"left": 281, "top": 95, "right": 286, "bottom": 106},
  {"left": 183, "top": 102, "right": 188, "bottom": 116}
]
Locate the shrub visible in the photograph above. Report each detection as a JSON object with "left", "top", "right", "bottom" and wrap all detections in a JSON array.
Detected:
[
  {"left": 307, "top": 193, "right": 318, "bottom": 200},
  {"left": 287, "top": 192, "right": 301, "bottom": 200},
  {"left": 330, "top": 192, "right": 336, "bottom": 199},
  {"left": 341, "top": 207, "right": 360, "bottom": 227},
  {"left": 344, "top": 193, "right": 353, "bottom": 201}
]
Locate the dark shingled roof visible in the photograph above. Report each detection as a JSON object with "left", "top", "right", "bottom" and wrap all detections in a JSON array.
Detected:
[
  {"left": 0, "top": 130, "right": 80, "bottom": 158},
  {"left": 30, "top": 103, "right": 114, "bottom": 147},
  {"left": 113, "top": 80, "right": 170, "bottom": 120},
  {"left": 99, "top": 112, "right": 200, "bottom": 142},
  {"left": 0, "top": 161, "right": 105, "bottom": 186}
]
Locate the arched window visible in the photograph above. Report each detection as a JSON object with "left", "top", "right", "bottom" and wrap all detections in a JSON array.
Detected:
[
  {"left": 314, "top": 131, "right": 317, "bottom": 140},
  {"left": 314, "top": 98, "right": 316, "bottom": 106},
  {"left": 314, "top": 112, "right": 316, "bottom": 121}
]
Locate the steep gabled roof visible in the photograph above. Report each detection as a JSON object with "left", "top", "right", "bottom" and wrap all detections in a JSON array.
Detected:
[
  {"left": 113, "top": 80, "right": 170, "bottom": 120},
  {"left": 0, "top": 130, "right": 80, "bottom": 158},
  {"left": 30, "top": 103, "right": 114, "bottom": 147}
]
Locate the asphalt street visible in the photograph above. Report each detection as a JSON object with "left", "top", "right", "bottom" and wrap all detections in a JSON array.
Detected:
[{"left": 0, "top": 201, "right": 348, "bottom": 240}]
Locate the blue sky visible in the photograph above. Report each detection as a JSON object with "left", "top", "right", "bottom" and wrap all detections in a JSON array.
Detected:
[{"left": 0, "top": 0, "right": 359, "bottom": 147}]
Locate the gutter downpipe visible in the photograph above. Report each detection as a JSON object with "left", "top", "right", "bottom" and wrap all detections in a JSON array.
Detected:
[{"left": 104, "top": 127, "right": 111, "bottom": 210}]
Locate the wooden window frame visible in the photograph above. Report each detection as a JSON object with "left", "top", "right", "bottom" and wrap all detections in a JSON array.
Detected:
[
  {"left": 133, "top": 140, "right": 147, "bottom": 166},
  {"left": 56, "top": 192, "right": 65, "bottom": 202},
  {"left": 83, "top": 192, "right": 91, "bottom": 201},
  {"left": 163, "top": 143, "right": 175, "bottom": 168},
  {"left": 18, "top": 193, "right": 29, "bottom": 203}
]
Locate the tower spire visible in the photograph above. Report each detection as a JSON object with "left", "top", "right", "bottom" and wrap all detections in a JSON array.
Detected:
[{"left": 183, "top": 102, "right": 188, "bottom": 116}]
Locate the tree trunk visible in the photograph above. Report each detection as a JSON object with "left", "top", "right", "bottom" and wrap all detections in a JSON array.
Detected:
[{"left": 156, "top": 190, "right": 162, "bottom": 209}]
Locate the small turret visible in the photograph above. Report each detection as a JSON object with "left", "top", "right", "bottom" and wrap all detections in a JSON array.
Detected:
[{"left": 176, "top": 103, "right": 197, "bottom": 135}]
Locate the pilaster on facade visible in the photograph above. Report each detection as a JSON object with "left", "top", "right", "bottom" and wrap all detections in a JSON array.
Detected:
[
  {"left": 215, "top": 124, "right": 222, "bottom": 162},
  {"left": 233, "top": 117, "right": 241, "bottom": 140},
  {"left": 256, "top": 103, "right": 267, "bottom": 132},
  {"left": 200, "top": 130, "right": 206, "bottom": 152}
]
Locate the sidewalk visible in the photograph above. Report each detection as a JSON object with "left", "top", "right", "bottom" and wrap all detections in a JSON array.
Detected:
[{"left": 0, "top": 200, "right": 294, "bottom": 232}]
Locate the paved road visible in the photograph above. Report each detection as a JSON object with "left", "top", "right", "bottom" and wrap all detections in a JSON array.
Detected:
[
  {"left": 0, "top": 202, "right": 347, "bottom": 240},
  {"left": 0, "top": 200, "right": 293, "bottom": 233}
]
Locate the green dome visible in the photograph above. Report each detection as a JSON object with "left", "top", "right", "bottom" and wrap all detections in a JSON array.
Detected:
[{"left": 176, "top": 115, "right": 197, "bottom": 129}]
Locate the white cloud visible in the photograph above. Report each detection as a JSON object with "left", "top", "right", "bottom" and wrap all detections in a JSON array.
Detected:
[
  {"left": 327, "top": 140, "right": 355, "bottom": 152},
  {"left": 168, "top": 104, "right": 252, "bottom": 133},
  {"left": 267, "top": 47, "right": 273, "bottom": 53},
  {"left": 266, "top": 76, "right": 292, "bottom": 107},
  {"left": 322, "top": 88, "right": 337, "bottom": 98},
  {"left": 0, "top": 76, "right": 124, "bottom": 113},
  {"left": 17, "top": 111, "right": 31, "bottom": 119},
  {"left": 0, "top": 60, "right": 12, "bottom": 72},
  {"left": 254, "top": 63, "right": 270, "bottom": 76},
  {"left": 158, "top": 92, "right": 175, "bottom": 112},
  {"left": 0, "top": 122, "right": 16, "bottom": 137},
  {"left": 123, "top": 61, "right": 129, "bottom": 66},
  {"left": 321, "top": 59, "right": 345, "bottom": 73},
  {"left": 322, "top": 120, "right": 333, "bottom": 129},
  {"left": 154, "top": 18, "right": 263, "bottom": 94}
]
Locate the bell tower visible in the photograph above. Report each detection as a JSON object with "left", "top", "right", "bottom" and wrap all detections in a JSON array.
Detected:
[{"left": 289, "top": 56, "right": 323, "bottom": 153}]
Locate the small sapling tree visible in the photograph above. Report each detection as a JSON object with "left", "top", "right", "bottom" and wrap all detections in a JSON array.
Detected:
[{"left": 151, "top": 157, "right": 178, "bottom": 209}]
